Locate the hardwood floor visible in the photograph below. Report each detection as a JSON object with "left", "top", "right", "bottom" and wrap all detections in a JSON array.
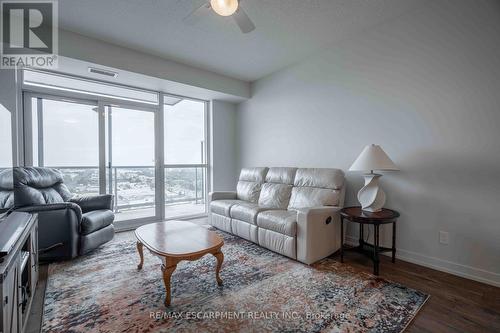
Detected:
[{"left": 335, "top": 250, "right": 500, "bottom": 332}]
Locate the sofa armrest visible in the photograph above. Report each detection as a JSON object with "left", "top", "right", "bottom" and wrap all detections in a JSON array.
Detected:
[
  {"left": 69, "top": 194, "right": 113, "bottom": 213},
  {"left": 209, "top": 191, "right": 237, "bottom": 202},
  {"left": 16, "top": 202, "right": 82, "bottom": 222},
  {"left": 295, "top": 206, "right": 342, "bottom": 265},
  {"left": 16, "top": 203, "right": 83, "bottom": 260}
]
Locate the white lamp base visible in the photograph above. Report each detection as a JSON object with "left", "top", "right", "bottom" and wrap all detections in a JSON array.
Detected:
[{"left": 357, "top": 173, "right": 386, "bottom": 212}]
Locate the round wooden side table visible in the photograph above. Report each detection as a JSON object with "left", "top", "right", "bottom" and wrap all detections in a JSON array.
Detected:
[{"left": 339, "top": 206, "right": 400, "bottom": 275}]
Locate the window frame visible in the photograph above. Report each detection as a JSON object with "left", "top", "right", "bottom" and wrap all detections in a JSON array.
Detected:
[
  {"left": 20, "top": 69, "right": 210, "bottom": 229},
  {"left": 163, "top": 93, "right": 210, "bottom": 219},
  {"left": 23, "top": 68, "right": 160, "bottom": 105}
]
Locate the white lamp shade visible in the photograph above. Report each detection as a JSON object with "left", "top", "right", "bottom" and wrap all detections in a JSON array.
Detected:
[{"left": 349, "top": 144, "right": 399, "bottom": 172}]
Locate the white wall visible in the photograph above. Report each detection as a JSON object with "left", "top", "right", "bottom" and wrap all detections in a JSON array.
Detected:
[
  {"left": 237, "top": 0, "right": 500, "bottom": 286},
  {"left": 210, "top": 100, "right": 239, "bottom": 191}
]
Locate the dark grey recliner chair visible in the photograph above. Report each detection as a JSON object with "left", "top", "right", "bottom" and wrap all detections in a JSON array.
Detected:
[
  {"left": 0, "top": 168, "right": 14, "bottom": 213},
  {"left": 13, "top": 167, "right": 115, "bottom": 261}
]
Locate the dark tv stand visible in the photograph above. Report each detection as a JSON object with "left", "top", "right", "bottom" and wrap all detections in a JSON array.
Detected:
[{"left": 0, "top": 212, "right": 39, "bottom": 333}]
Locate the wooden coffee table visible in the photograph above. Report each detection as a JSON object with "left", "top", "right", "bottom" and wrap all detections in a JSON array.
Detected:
[{"left": 135, "top": 221, "right": 224, "bottom": 306}]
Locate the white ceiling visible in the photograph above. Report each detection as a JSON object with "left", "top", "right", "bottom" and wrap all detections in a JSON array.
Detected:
[{"left": 59, "top": 0, "right": 424, "bottom": 82}]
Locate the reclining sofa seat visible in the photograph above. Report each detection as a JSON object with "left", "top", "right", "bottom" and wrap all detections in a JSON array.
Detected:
[
  {"left": 209, "top": 167, "right": 268, "bottom": 233},
  {"left": 209, "top": 167, "right": 345, "bottom": 265},
  {"left": 231, "top": 167, "right": 296, "bottom": 243},
  {"left": 255, "top": 167, "right": 298, "bottom": 256}
]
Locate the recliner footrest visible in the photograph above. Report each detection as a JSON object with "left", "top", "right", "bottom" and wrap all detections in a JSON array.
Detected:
[
  {"left": 81, "top": 210, "right": 114, "bottom": 235},
  {"left": 79, "top": 224, "right": 115, "bottom": 256}
]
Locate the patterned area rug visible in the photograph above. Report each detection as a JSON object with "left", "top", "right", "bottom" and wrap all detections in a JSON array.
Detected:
[{"left": 43, "top": 229, "right": 428, "bottom": 333}]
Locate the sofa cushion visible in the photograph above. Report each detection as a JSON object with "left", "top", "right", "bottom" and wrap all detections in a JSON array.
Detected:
[
  {"left": 0, "top": 168, "right": 13, "bottom": 190},
  {"left": 79, "top": 224, "right": 114, "bottom": 255},
  {"left": 236, "top": 167, "right": 268, "bottom": 203},
  {"left": 236, "top": 181, "right": 261, "bottom": 203},
  {"left": 230, "top": 202, "right": 266, "bottom": 224},
  {"left": 210, "top": 213, "right": 232, "bottom": 233},
  {"left": 294, "top": 168, "right": 344, "bottom": 190},
  {"left": 265, "top": 167, "right": 297, "bottom": 185},
  {"left": 257, "top": 210, "right": 297, "bottom": 237},
  {"left": 258, "top": 183, "right": 292, "bottom": 209},
  {"left": 0, "top": 190, "right": 13, "bottom": 210},
  {"left": 288, "top": 187, "right": 341, "bottom": 209},
  {"left": 239, "top": 167, "right": 268, "bottom": 182},
  {"left": 231, "top": 219, "right": 258, "bottom": 243},
  {"left": 13, "top": 167, "right": 73, "bottom": 207},
  {"left": 210, "top": 199, "right": 244, "bottom": 216},
  {"left": 81, "top": 210, "right": 114, "bottom": 235},
  {"left": 0, "top": 168, "right": 14, "bottom": 210},
  {"left": 258, "top": 228, "right": 296, "bottom": 259}
]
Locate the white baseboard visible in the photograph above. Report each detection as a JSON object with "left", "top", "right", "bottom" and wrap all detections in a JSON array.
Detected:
[{"left": 344, "top": 235, "right": 500, "bottom": 288}]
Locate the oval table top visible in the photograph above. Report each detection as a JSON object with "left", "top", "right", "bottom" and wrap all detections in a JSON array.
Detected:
[
  {"left": 135, "top": 221, "right": 224, "bottom": 258},
  {"left": 340, "top": 206, "right": 400, "bottom": 224}
]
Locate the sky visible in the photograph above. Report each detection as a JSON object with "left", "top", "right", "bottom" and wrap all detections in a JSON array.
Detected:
[{"left": 34, "top": 98, "right": 204, "bottom": 167}]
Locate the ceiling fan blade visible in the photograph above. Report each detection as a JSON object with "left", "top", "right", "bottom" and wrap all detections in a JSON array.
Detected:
[
  {"left": 183, "top": 1, "right": 211, "bottom": 26},
  {"left": 233, "top": 7, "right": 255, "bottom": 33}
]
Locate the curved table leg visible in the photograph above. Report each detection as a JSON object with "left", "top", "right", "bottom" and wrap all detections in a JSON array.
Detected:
[
  {"left": 162, "top": 263, "right": 177, "bottom": 307},
  {"left": 213, "top": 250, "right": 224, "bottom": 286},
  {"left": 136, "top": 241, "right": 144, "bottom": 270}
]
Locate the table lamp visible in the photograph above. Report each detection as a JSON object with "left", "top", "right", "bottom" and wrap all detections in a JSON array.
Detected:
[{"left": 349, "top": 144, "right": 399, "bottom": 212}]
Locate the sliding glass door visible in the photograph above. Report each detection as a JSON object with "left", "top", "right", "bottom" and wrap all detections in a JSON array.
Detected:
[
  {"left": 105, "top": 105, "right": 156, "bottom": 222},
  {"left": 25, "top": 94, "right": 159, "bottom": 224},
  {"left": 22, "top": 70, "right": 209, "bottom": 226}
]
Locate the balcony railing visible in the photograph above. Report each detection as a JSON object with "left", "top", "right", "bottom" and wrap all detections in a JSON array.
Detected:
[{"left": 49, "top": 165, "right": 206, "bottom": 218}]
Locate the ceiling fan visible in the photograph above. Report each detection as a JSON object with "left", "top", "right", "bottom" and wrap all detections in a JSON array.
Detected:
[{"left": 184, "top": 0, "right": 256, "bottom": 34}]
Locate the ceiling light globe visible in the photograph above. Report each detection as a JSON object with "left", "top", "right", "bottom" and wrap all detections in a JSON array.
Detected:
[{"left": 210, "top": 0, "right": 238, "bottom": 16}]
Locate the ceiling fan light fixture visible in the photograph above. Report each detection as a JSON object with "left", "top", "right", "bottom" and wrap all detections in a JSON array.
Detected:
[{"left": 210, "top": 0, "right": 238, "bottom": 16}]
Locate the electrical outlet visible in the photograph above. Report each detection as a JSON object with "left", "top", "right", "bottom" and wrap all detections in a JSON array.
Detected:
[{"left": 439, "top": 231, "right": 449, "bottom": 245}]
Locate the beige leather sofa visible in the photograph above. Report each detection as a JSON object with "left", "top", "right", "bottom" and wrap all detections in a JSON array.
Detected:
[{"left": 209, "top": 167, "right": 345, "bottom": 264}]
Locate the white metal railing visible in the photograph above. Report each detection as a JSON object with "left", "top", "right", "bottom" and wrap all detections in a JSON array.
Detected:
[{"left": 51, "top": 165, "right": 206, "bottom": 214}]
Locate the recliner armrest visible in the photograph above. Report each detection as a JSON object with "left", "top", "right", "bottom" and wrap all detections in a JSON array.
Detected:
[
  {"left": 296, "top": 206, "right": 341, "bottom": 217},
  {"left": 69, "top": 194, "right": 113, "bottom": 213},
  {"left": 209, "top": 191, "right": 237, "bottom": 201},
  {"left": 17, "top": 202, "right": 82, "bottom": 261},
  {"left": 16, "top": 202, "right": 83, "bottom": 221},
  {"left": 295, "top": 206, "right": 342, "bottom": 265}
]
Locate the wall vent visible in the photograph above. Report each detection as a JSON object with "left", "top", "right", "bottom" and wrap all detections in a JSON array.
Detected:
[{"left": 88, "top": 67, "right": 118, "bottom": 78}]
